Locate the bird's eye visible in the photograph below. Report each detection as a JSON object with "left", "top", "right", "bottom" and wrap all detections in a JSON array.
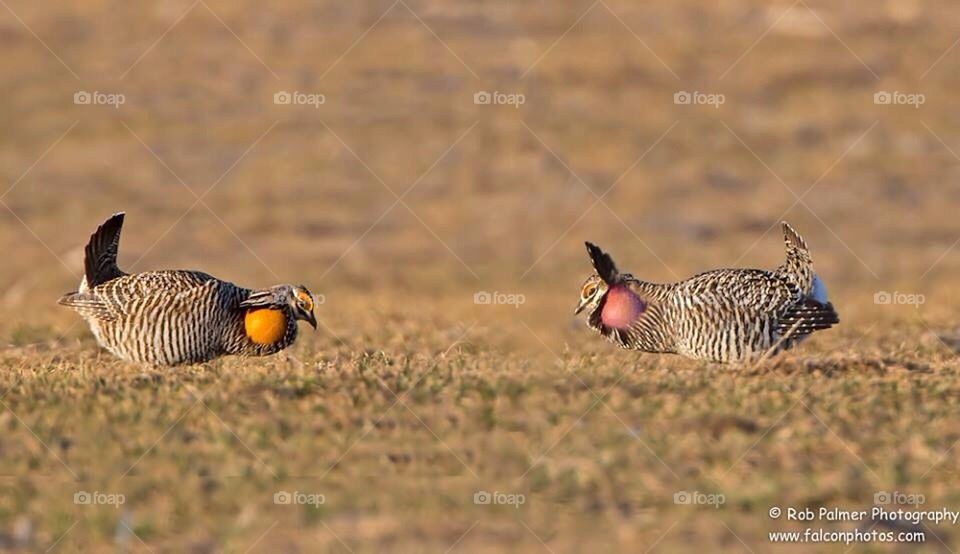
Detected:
[
  {"left": 296, "top": 291, "right": 313, "bottom": 311},
  {"left": 583, "top": 285, "right": 596, "bottom": 298}
]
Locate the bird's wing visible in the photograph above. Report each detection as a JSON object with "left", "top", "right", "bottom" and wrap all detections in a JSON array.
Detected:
[
  {"left": 682, "top": 268, "right": 837, "bottom": 340},
  {"left": 679, "top": 268, "right": 798, "bottom": 314},
  {"left": 57, "top": 291, "right": 117, "bottom": 321},
  {"left": 60, "top": 271, "right": 219, "bottom": 320}
]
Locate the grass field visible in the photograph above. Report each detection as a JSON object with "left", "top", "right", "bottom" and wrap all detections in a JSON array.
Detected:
[{"left": 3, "top": 0, "right": 960, "bottom": 551}]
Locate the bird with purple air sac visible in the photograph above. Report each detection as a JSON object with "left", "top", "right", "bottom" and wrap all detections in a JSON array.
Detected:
[{"left": 574, "top": 222, "right": 839, "bottom": 363}]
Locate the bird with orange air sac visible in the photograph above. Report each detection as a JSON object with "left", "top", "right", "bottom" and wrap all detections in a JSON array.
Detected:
[{"left": 59, "top": 213, "right": 319, "bottom": 366}]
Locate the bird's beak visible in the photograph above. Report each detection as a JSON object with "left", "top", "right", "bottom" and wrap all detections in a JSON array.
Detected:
[
  {"left": 574, "top": 300, "right": 586, "bottom": 316},
  {"left": 306, "top": 311, "right": 317, "bottom": 330}
]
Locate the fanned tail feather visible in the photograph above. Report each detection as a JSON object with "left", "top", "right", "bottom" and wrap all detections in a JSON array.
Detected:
[
  {"left": 84, "top": 212, "right": 126, "bottom": 290},
  {"left": 58, "top": 212, "right": 126, "bottom": 314},
  {"left": 778, "top": 221, "right": 816, "bottom": 293},
  {"left": 777, "top": 298, "right": 839, "bottom": 339}
]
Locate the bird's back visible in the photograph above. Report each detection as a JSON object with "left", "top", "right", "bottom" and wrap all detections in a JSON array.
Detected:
[
  {"left": 61, "top": 270, "right": 249, "bottom": 365},
  {"left": 666, "top": 268, "right": 800, "bottom": 361}
]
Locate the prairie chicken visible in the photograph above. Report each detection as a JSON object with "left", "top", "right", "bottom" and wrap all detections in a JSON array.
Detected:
[
  {"left": 574, "top": 222, "right": 838, "bottom": 363},
  {"left": 59, "top": 213, "right": 318, "bottom": 366}
]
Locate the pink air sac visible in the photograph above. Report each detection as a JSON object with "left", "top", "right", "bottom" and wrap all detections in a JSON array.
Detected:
[{"left": 601, "top": 285, "right": 646, "bottom": 329}]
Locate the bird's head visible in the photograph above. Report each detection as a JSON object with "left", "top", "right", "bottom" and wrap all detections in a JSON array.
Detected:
[
  {"left": 290, "top": 284, "right": 318, "bottom": 330},
  {"left": 240, "top": 284, "right": 318, "bottom": 330},
  {"left": 574, "top": 274, "right": 608, "bottom": 316},
  {"left": 575, "top": 241, "right": 620, "bottom": 316},
  {"left": 575, "top": 242, "right": 647, "bottom": 334}
]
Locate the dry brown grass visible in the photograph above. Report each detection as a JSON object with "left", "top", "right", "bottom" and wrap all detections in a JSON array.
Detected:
[{"left": 2, "top": 0, "right": 960, "bottom": 551}]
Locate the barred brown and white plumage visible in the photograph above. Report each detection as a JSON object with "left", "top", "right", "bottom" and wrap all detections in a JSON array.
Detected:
[
  {"left": 58, "top": 213, "right": 318, "bottom": 366},
  {"left": 574, "top": 222, "right": 839, "bottom": 363}
]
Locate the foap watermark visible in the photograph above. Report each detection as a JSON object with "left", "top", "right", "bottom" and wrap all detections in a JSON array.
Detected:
[
  {"left": 74, "top": 90, "right": 125, "bottom": 109},
  {"left": 274, "top": 90, "right": 325, "bottom": 108},
  {"left": 674, "top": 490, "right": 725, "bottom": 508},
  {"left": 875, "top": 491, "right": 925, "bottom": 507},
  {"left": 474, "top": 291, "right": 525, "bottom": 308},
  {"left": 874, "top": 291, "right": 925, "bottom": 307},
  {"left": 74, "top": 490, "right": 125, "bottom": 507},
  {"left": 274, "top": 490, "right": 325, "bottom": 507},
  {"left": 474, "top": 490, "right": 525, "bottom": 508},
  {"left": 874, "top": 90, "right": 924, "bottom": 108},
  {"left": 474, "top": 90, "right": 525, "bottom": 108},
  {"left": 674, "top": 90, "right": 724, "bottom": 109}
]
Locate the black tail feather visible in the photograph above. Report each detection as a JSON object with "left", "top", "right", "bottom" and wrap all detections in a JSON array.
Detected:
[
  {"left": 84, "top": 212, "right": 125, "bottom": 288},
  {"left": 585, "top": 242, "right": 620, "bottom": 284}
]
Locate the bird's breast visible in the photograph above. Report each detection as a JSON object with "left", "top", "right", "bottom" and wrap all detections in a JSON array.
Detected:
[{"left": 244, "top": 308, "right": 287, "bottom": 345}]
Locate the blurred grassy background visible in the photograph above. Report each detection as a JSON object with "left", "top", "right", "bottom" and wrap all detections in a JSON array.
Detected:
[{"left": 2, "top": 0, "right": 960, "bottom": 551}]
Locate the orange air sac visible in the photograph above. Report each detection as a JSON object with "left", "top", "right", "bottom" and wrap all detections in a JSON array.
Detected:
[{"left": 244, "top": 309, "right": 286, "bottom": 345}]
